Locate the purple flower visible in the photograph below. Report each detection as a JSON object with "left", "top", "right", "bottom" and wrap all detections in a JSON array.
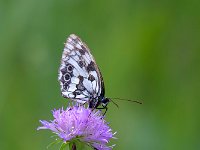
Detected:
[{"left": 38, "top": 106, "right": 116, "bottom": 150}]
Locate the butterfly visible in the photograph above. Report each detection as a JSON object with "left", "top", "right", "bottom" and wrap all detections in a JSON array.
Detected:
[{"left": 58, "top": 34, "right": 110, "bottom": 111}]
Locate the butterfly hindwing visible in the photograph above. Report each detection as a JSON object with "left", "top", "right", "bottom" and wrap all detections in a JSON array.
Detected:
[{"left": 58, "top": 34, "right": 104, "bottom": 104}]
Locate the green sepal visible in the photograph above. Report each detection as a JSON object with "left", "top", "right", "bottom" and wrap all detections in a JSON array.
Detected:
[
  {"left": 47, "top": 139, "right": 62, "bottom": 149},
  {"left": 59, "top": 142, "right": 70, "bottom": 150},
  {"left": 69, "top": 142, "right": 76, "bottom": 150}
]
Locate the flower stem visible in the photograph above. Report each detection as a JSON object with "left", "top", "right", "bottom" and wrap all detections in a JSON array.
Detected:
[{"left": 72, "top": 142, "right": 76, "bottom": 150}]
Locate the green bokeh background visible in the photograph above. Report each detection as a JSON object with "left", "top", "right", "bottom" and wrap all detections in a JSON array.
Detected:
[{"left": 1, "top": 0, "right": 200, "bottom": 150}]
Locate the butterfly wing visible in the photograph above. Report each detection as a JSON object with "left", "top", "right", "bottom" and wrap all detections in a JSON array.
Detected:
[{"left": 58, "top": 34, "right": 104, "bottom": 104}]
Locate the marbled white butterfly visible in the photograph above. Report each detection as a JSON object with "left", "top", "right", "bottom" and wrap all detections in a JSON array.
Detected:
[{"left": 58, "top": 34, "right": 110, "bottom": 111}]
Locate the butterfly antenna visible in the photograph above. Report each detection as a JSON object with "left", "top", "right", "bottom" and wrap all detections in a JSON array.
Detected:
[
  {"left": 110, "top": 98, "right": 143, "bottom": 104},
  {"left": 109, "top": 98, "right": 119, "bottom": 108}
]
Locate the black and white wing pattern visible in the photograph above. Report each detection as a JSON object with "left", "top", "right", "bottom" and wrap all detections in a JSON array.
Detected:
[{"left": 58, "top": 34, "right": 105, "bottom": 104}]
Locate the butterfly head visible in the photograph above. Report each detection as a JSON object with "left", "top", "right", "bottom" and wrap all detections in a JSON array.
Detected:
[
  {"left": 89, "top": 97, "right": 110, "bottom": 109},
  {"left": 101, "top": 97, "right": 110, "bottom": 108}
]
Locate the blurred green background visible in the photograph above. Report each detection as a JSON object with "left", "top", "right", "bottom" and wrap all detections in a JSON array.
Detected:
[{"left": 1, "top": 0, "right": 200, "bottom": 150}]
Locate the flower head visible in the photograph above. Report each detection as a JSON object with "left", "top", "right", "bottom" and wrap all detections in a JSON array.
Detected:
[{"left": 38, "top": 106, "right": 116, "bottom": 150}]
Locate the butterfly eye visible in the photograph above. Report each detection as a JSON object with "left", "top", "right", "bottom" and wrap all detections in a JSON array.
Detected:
[
  {"left": 64, "top": 73, "right": 71, "bottom": 81},
  {"left": 67, "top": 64, "right": 73, "bottom": 72}
]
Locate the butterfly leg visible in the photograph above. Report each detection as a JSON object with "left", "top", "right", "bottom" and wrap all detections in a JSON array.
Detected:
[
  {"left": 96, "top": 106, "right": 108, "bottom": 116},
  {"left": 87, "top": 107, "right": 96, "bottom": 118},
  {"left": 80, "top": 101, "right": 87, "bottom": 107}
]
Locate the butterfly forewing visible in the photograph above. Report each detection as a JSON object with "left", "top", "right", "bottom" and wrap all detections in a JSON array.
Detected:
[{"left": 58, "top": 34, "right": 104, "bottom": 104}]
